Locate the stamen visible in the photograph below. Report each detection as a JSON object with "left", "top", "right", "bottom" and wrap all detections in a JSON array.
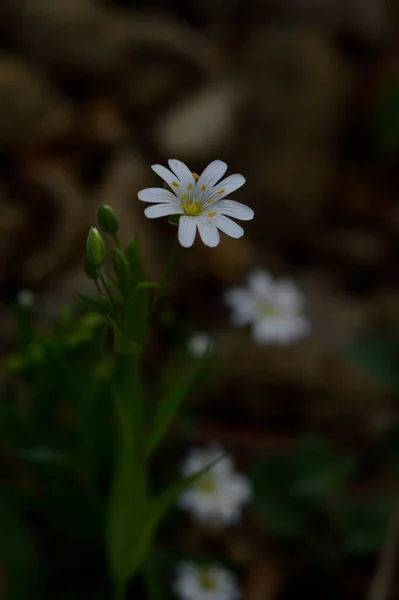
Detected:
[
  {"left": 201, "top": 184, "right": 206, "bottom": 191},
  {"left": 181, "top": 193, "right": 188, "bottom": 199},
  {"left": 192, "top": 172, "right": 200, "bottom": 179},
  {"left": 188, "top": 183, "right": 193, "bottom": 190},
  {"left": 208, "top": 211, "right": 216, "bottom": 217},
  {"left": 207, "top": 199, "right": 214, "bottom": 204},
  {"left": 172, "top": 181, "right": 179, "bottom": 187},
  {"left": 217, "top": 188, "right": 225, "bottom": 195},
  {"left": 194, "top": 200, "right": 200, "bottom": 208}
]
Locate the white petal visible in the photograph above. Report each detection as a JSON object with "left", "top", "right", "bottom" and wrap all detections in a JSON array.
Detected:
[
  {"left": 196, "top": 160, "right": 228, "bottom": 198},
  {"left": 138, "top": 187, "right": 180, "bottom": 203},
  {"left": 197, "top": 218, "right": 220, "bottom": 247},
  {"left": 203, "top": 173, "right": 245, "bottom": 202},
  {"left": 168, "top": 159, "right": 196, "bottom": 199},
  {"left": 151, "top": 164, "right": 183, "bottom": 197},
  {"left": 214, "top": 214, "right": 244, "bottom": 239},
  {"left": 178, "top": 216, "right": 197, "bottom": 247},
  {"left": 247, "top": 269, "right": 274, "bottom": 295},
  {"left": 213, "top": 199, "right": 254, "bottom": 221},
  {"left": 144, "top": 203, "right": 183, "bottom": 219}
]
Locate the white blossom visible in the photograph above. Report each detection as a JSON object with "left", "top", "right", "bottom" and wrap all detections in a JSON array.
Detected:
[
  {"left": 187, "top": 332, "right": 214, "bottom": 358},
  {"left": 138, "top": 159, "right": 254, "bottom": 248},
  {"left": 225, "top": 269, "right": 310, "bottom": 345},
  {"left": 178, "top": 443, "right": 252, "bottom": 526},
  {"left": 174, "top": 562, "right": 239, "bottom": 600}
]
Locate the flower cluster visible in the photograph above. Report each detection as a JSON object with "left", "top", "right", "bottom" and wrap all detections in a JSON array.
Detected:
[
  {"left": 225, "top": 269, "right": 310, "bottom": 345},
  {"left": 178, "top": 443, "right": 252, "bottom": 526},
  {"left": 138, "top": 159, "right": 254, "bottom": 248}
]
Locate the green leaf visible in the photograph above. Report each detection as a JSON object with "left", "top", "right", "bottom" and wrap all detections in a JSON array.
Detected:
[
  {"left": 0, "top": 492, "right": 39, "bottom": 600},
  {"left": 74, "top": 291, "right": 110, "bottom": 313},
  {"left": 125, "top": 455, "right": 223, "bottom": 576},
  {"left": 346, "top": 333, "right": 399, "bottom": 391},
  {"left": 334, "top": 495, "right": 394, "bottom": 555},
  {"left": 291, "top": 435, "right": 357, "bottom": 499},
  {"left": 106, "top": 316, "right": 141, "bottom": 355},
  {"left": 106, "top": 438, "right": 147, "bottom": 586},
  {"left": 106, "top": 355, "right": 146, "bottom": 587},
  {"left": 136, "top": 282, "right": 160, "bottom": 290},
  {"left": 146, "top": 358, "right": 204, "bottom": 457},
  {"left": 251, "top": 455, "right": 310, "bottom": 538}
]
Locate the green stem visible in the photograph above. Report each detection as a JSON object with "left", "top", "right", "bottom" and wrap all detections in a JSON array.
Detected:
[
  {"left": 94, "top": 278, "right": 102, "bottom": 297},
  {"left": 99, "top": 271, "right": 116, "bottom": 307},
  {"left": 150, "top": 235, "right": 178, "bottom": 317},
  {"left": 112, "top": 233, "right": 121, "bottom": 248}
]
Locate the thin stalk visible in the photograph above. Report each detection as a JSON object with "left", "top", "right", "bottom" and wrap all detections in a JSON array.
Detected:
[
  {"left": 94, "top": 278, "right": 102, "bottom": 297},
  {"left": 99, "top": 270, "right": 116, "bottom": 307},
  {"left": 150, "top": 235, "right": 178, "bottom": 317},
  {"left": 112, "top": 233, "right": 121, "bottom": 248}
]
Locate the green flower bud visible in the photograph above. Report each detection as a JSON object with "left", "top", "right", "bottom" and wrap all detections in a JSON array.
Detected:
[
  {"left": 98, "top": 204, "right": 119, "bottom": 234},
  {"left": 113, "top": 249, "right": 130, "bottom": 280},
  {"left": 85, "top": 227, "right": 106, "bottom": 268},
  {"left": 83, "top": 254, "right": 98, "bottom": 279}
]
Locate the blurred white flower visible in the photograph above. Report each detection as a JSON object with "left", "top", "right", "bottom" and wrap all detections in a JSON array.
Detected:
[
  {"left": 174, "top": 562, "right": 239, "bottom": 600},
  {"left": 178, "top": 443, "right": 252, "bottom": 526},
  {"left": 225, "top": 269, "right": 310, "bottom": 345},
  {"left": 138, "top": 159, "right": 254, "bottom": 248},
  {"left": 16, "top": 289, "right": 35, "bottom": 308},
  {"left": 187, "top": 332, "right": 214, "bottom": 358}
]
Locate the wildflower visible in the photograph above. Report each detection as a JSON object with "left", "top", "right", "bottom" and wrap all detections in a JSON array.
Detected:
[
  {"left": 225, "top": 269, "right": 310, "bottom": 345},
  {"left": 138, "top": 159, "right": 254, "bottom": 248},
  {"left": 174, "top": 562, "right": 239, "bottom": 600},
  {"left": 187, "top": 332, "right": 214, "bottom": 358},
  {"left": 178, "top": 443, "right": 252, "bottom": 525}
]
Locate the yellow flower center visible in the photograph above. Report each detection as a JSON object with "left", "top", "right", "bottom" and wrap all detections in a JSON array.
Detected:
[
  {"left": 199, "top": 569, "right": 217, "bottom": 591},
  {"left": 197, "top": 473, "right": 216, "bottom": 493},
  {"left": 181, "top": 200, "right": 201, "bottom": 216}
]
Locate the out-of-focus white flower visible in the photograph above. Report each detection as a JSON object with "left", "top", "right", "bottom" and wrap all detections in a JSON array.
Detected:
[
  {"left": 187, "top": 332, "right": 214, "bottom": 358},
  {"left": 224, "top": 269, "right": 310, "bottom": 345},
  {"left": 178, "top": 443, "right": 252, "bottom": 526},
  {"left": 174, "top": 562, "right": 239, "bottom": 600},
  {"left": 16, "top": 289, "right": 35, "bottom": 308},
  {"left": 138, "top": 159, "right": 254, "bottom": 248}
]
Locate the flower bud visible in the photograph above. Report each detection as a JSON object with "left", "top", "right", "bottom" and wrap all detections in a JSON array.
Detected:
[
  {"left": 85, "top": 227, "right": 106, "bottom": 268},
  {"left": 98, "top": 204, "right": 119, "bottom": 235},
  {"left": 83, "top": 254, "right": 98, "bottom": 279},
  {"left": 113, "top": 249, "right": 130, "bottom": 280}
]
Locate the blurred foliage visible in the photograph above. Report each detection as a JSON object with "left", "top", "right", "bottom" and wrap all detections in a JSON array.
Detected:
[
  {"left": 252, "top": 433, "right": 393, "bottom": 560},
  {"left": 347, "top": 332, "right": 399, "bottom": 393}
]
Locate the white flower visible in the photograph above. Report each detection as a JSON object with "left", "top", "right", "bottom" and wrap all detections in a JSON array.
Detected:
[
  {"left": 178, "top": 443, "right": 252, "bottom": 526},
  {"left": 138, "top": 159, "right": 254, "bottom": 248},
  {"left": 174, "top": 562, "right": 239, "bottom": 600},
  {"left": 187, "top": 332, "right": 214, "bottom": 358},
  {"left": 225, "top": 269, "right": 310, "bottom": 345}
]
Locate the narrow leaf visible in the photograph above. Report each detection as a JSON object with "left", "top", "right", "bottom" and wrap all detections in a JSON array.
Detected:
[
  {"left": 146, "top": 358, "right": 204, "bottom": 457},
  {"left": 127, "top": 455, "right": 223, "bottom": 575}
]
